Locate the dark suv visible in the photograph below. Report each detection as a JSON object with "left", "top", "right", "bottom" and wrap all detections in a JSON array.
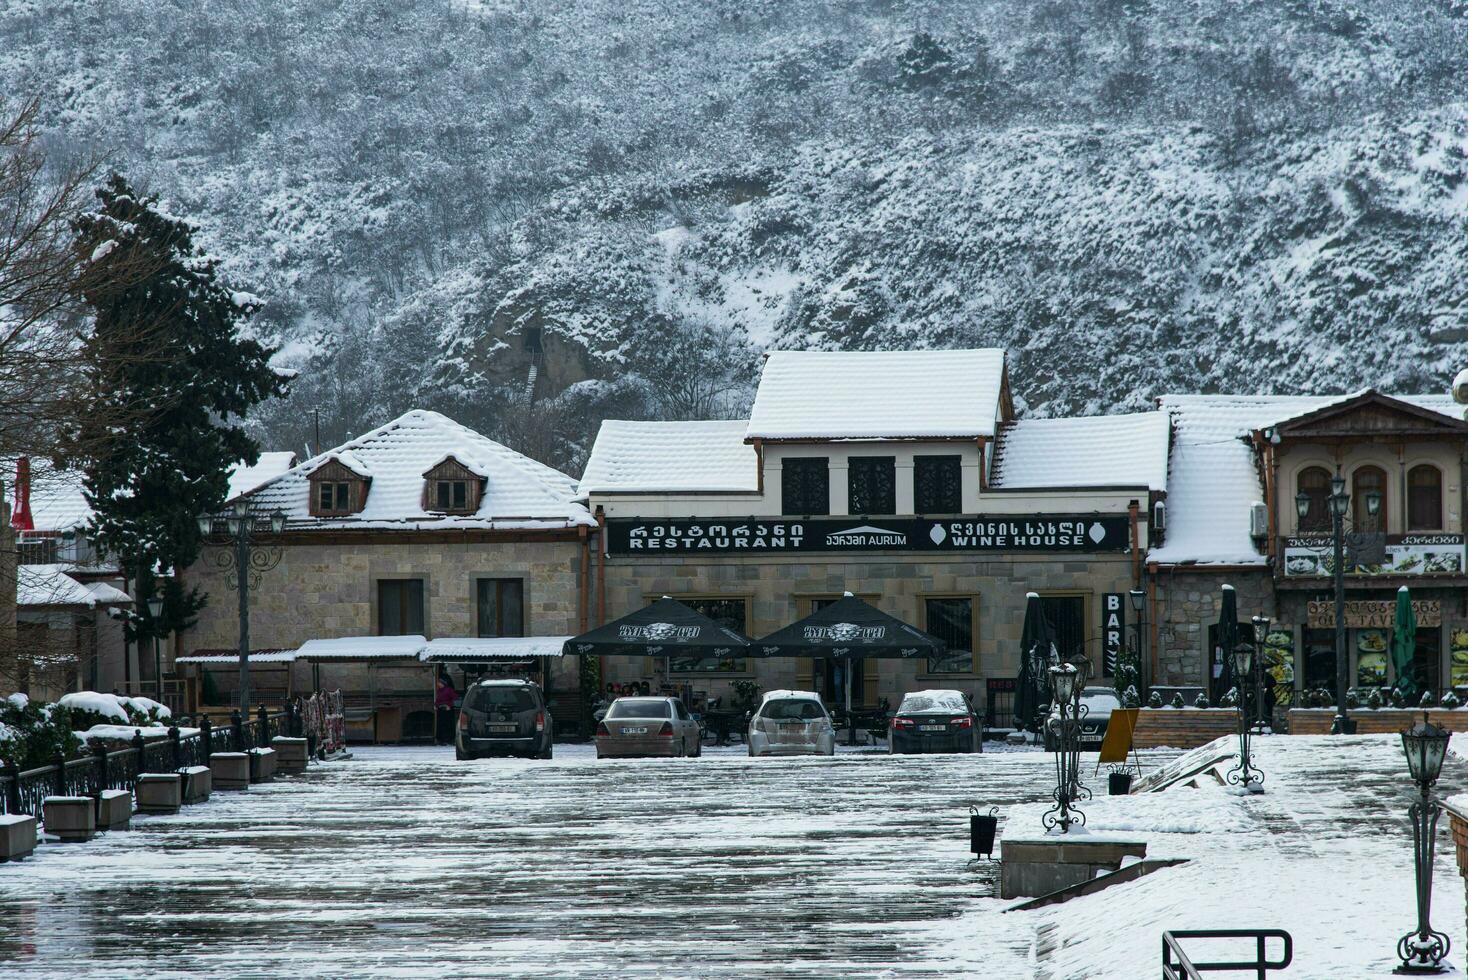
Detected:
[{"left": 456, "top": 679, "right": 553, "bottom": 760}]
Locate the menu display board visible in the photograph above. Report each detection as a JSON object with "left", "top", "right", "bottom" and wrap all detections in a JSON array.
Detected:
[
  {"left": 1356, "top": 629, "right": 1389, "bottom": 688},
  {"left": 1284, "top": 535, "right": 1465, "bottom": 577},
  {"left": 1262, "top": 628, "right": 1294, "bottom": 707},
  {"left": 1452, "top": 630, "right": 1468, "bottom": 690}
]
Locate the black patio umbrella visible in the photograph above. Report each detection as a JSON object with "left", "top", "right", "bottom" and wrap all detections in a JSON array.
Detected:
[
  {"left": 1015, "top": 592, "right": 1056, "bottom": 736},
  {"left": 1217, "top": 584, "right": 1239, "bottom": 703},
  {"left": 562, "top": 596, "right": 755, "bottom": 663},
  {"left": 751, "top": 593, "right": 945, "bottom": 744}
]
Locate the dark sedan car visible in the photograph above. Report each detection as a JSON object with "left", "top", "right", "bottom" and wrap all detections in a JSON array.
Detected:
[
  {"left": 1043, "top": 686, "right": 1121, "bottom": 752},
  {"left": 889, "top": 689, "right": 982, "bottom": 754},
  {"left": 456, "top": 679, "right": 553, "bottom": 760}
]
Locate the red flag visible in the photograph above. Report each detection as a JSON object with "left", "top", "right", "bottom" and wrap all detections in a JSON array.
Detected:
[{"left": 11, "top": 457, "right": 33, "bottom": 531}]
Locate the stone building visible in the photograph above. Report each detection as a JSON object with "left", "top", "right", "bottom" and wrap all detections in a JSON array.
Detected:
[
  {"left": 180, "top": 410, "right": 595, "bottom": 727},
  {"left": 1148, "top": 388, "right": 1468, "bottom": 708},
  {"left": 580, "top": 350, "right": 1167, "bottom": 722}
]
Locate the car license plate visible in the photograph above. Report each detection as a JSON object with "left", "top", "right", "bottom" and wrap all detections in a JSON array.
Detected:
[
  {"left": 779, "top": 724, "right": 803, "bottom": 733},
  {"left": 488, "top": 724, "right": 517, "bottom": 733},
  {"left": 919, "top": 724, "right": 945, "bottom": 732},
  {"left": 625, "top": 727, "right": 647, "bottom": 735}
]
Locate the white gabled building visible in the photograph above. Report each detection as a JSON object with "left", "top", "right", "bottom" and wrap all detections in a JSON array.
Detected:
[
  {"left": 579, "top": 349, "right": 1166, "bottom": 721},
  {"left": 180, "top": 409, "right": 596, "bottom": 733}
]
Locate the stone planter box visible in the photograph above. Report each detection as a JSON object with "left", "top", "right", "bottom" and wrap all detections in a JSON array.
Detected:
[
  {"left": 1132, "top": 708, "right": 1240, "bottom": 750},
  {"left": 248, "top": 747, "right": 277, "bottom": 783},
  {"left": 0, "top": 813, "right": 37, "bottom": 861},
  {"left": 96, "top": 789, "right": 132, "bottom": 831},
  {"left": 272, "top": 736, "right": 309, "bottom": 773},
  {"left": 136, "top": 773, "right": 182, "bottom": 814},
  {"left": 211, "top": 752, "right": 250, "bottom": 790},
  {"left": 1001, "top": 834, "right": 1148, "bottom": 899},
  {"left": 181, "top": 765, "right": 212, "bottom": 804},
  {"left": 1287, "top": 708, "right": 1468, "bottom": 735},
  {"left": 42, "top": 796, "right": 97, "bottom": 842}
]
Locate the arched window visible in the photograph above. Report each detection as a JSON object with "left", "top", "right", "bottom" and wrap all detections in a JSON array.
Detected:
[
  {"left": 1352, "top": 465, "right": 1387, "bottom": 531},
  {"left": 1296, "top": 466, "right": 1331, "bottom": 532},
  {"left": 1408, "top": 465, "right": 1443, "bottom": 531}
]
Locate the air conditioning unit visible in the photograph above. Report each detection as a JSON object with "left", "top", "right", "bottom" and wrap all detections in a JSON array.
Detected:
[
  {"left": 1249, "top": 501, "right": 1269, "bottom": 539},
  {"left": 1152, "top": 500, "right": 1166, "bottom": 533}
]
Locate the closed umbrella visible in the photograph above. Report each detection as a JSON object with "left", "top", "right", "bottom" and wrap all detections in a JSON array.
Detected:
[
  {"left": 1015, "top": 593, "right": 1055, "bottom": 735},
  {"left": 1217, "top": 584, "right": 1239, "bottom": 703},
  {"left": 1392, "top": 586, "right": 1418, "bottom": 701}
]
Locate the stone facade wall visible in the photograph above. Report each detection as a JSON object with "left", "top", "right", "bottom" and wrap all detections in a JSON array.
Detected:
[
  {"left": 599, "top": 551, "right": 1139, "bottom": 711},
  {"left": 181, "top": 534, "right": 586, "bottom": 691},
  {"left": 1151, "top": 569, "right": 1275, "bottom": 688}
]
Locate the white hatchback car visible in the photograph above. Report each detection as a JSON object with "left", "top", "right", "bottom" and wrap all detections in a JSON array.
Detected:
[{"left": 747, "top": 690, "right": 836, "bottom": 757}]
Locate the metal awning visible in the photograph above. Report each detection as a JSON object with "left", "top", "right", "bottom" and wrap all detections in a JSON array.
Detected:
[{"left": 420, "top": 637, "right": 569, "bottom": 662}]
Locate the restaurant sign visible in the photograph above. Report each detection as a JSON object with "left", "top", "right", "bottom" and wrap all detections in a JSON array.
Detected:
[
  {"left": 1283, "top": 534, "right": 1465, "bottom": 577},
  {"left": 606, "top": 515, "right": 1132, "bottom": 555},
  {"left": 1306, "top": 600, "right": 1442, "bottom": 629}
]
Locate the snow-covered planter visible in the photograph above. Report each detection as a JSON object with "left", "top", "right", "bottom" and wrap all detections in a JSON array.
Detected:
[
  {"left": 1132, "top": 707, "right": 1241, "bottom": 750},
  {"left": 0, "top": 693, "right": 83, "bottom": 770},
  {"left": 1288, "top": 706, "right": 1468, "bottom": 735}
]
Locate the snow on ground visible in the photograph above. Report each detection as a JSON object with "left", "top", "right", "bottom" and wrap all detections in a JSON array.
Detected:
[{"left": 0, "top": 736, "right": 1460, "bottom": 978}]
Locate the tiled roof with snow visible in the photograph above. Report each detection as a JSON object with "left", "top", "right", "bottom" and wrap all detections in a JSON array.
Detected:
[
  {"left": 25, "top": 469, "right": 91, "bottom": 532},
  {"left": 579, "top": 421, "right": 758, "bottom": 495},
  {"left": 989, "top": 413, "right": 1169, "bottom": 491},
  {"left": 1150, "top": 392, "right": 1462, "bottom": 566},
  {"left": 227, "top": 452, "right": 297, "bottom": 499},
  {"left": 746, "top": 349, "right": 1006, "bottom": 440},
  {"left": 234, "top": 409, "right": 593, "bottom": 530},
  {"left": 18, "top": 565, "right": 131, "bottom": 608}
]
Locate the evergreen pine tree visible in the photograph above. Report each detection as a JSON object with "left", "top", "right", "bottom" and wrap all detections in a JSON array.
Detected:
[{"left": 71, "top": 174, "right": 290, "bottom": 644}]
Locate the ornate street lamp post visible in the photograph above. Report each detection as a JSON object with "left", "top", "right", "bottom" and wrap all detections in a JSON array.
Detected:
[
  {"left": 1395, "top": 717, "right": 1451, "bottom": 975},
  {"left": 1227, "top": 637, "right": 1264, "bottom": 793},
  {"left": 198, "top": 502, "right": 287, "bottom": 715},
  {"left": 1251, "top": 614, "right": 1271, "bottom": 731},
  {"left": 1129, "top": 588, "right": 1147, "bottom": 696},
  {"left": 147, "top": 596, "right": 163, "bottom": 703},
  {"left": 1044, "top": 658, "right": 1091, "bottom": 833},
  {"left": 1297, "top": 476, "right": 1380, "bottom": 735}
]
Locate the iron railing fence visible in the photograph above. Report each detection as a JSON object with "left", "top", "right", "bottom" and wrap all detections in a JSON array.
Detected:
[
  {"left": 0, "top": 698, "right": 326, "bottom": 819},
  {"left": 1162, "top": 929, "right": 1293, "bottom": 979}
]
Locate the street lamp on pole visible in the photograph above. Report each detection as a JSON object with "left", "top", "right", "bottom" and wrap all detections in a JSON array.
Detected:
[
  {"left": 147, "top": 596, "right": 164, "bottom": 704},
  {"left": 1395, "top": 717, "right": 1451, "bottom": 974},
  {"left": 198, "top": 505, "right": 287, "bottom": 716},
  {"left": 1227, "top": 637, "right": 1264, "bottom": 793},
  {"left": 1298, "top": 476, "right": 1380, "bottom": 735},
  {"left": 1043, "top": 658, "right": 1092, "bottom": 834},
  {"left": 1251, "top": 614, "right": 1271, "bottom": 731}
]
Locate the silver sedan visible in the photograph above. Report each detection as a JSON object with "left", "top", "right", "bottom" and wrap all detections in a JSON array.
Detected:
[{"left": 595, "top": 697, "right": 702, "bottom": 759}]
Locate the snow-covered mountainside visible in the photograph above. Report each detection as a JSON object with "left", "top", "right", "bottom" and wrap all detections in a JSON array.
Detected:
[{"left": 4, "top": 0, "right": 1467, "bottom": 468}]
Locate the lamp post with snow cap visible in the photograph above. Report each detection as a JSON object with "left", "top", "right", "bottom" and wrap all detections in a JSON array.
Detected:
[
  {"left": 1043, "top": 658, "right": 1091, "bottom": 834},
  {"left": 1394, "top": 716, "right": 1452, "bottom": 974},
  {"left": 198, "top": 501, "right": 287, "bottom": 715},
  {"left": 1226, "top": 637, "right": 1264, "bottom": 793},
  {"left": 147, "top": 596, "right": 164, "bottom": 705},
  {"left": 1129, "top": 587, "right": 1147, "bottom": 697},
  {"left": 1251, "top": 614, "right": 1271, "bottom": 730}
]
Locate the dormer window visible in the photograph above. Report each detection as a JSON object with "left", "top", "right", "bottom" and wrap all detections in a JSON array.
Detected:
[
  {"left": 435, "top": 479, "right": 469, "bottom": 512},
  {"left": 422, "top": 455, "right": 485, "bottom": 515},
  {"left": 307, "top": 456, "right": 370, "bottom": 517},
  {"left": 318, "top": 481, "right": 353, "bottom": 515}
]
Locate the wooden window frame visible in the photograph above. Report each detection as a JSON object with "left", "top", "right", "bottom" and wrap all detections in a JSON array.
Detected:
[
  {"left": 1295, "top": 465, "right": 1332, "bottom": 534},
  {"left": 1350, "top": 464, "right": 1388, "bottom": 532},
  {"left": 1407, "top": 463, "right": 1444, "bottom": 532},
  {"left": 918, "top": 592, "right": 981, "bottom": 678},
  {"left": 434, "top": 479, "right": 472, "bottom": 514},
  {"left": 375, "top": 577, "right": 428, "bottom": 637},
  {"left": 476, "top": 577, "right": 526, "bottom": 638}
]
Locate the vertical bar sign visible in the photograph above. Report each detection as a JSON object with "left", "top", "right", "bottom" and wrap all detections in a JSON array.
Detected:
[{"left": 1102, "top": 593, "right": 1126, "bottom": 677}]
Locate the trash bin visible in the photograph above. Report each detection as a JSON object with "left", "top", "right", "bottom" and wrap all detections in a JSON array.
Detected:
[
  {"left": 1108, "top": 771, "right": 1134, "bottom": 795},
  {"left": 970, "top": 806, "right": 999, "bottom": 858}
]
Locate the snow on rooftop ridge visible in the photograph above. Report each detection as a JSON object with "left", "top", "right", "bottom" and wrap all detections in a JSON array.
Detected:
[
  {"left": 579, "top": 420, "right": 758, "bottom": 496},
  {"left": 746, "top": 348, "right": 1006, "bottom": 440},
  {"left": 1148, "top": 390, "right": 1464, "bottom": 567},
  {"left": 226, "top": 451, "right": 297, "bottom": 499},
  {"left": 18, "top": 565, "right": 129, "bottom": 608},
  {"left": 990, "top": 413, "right": 1169, "bottom": 492},
  {"left": 237, "top": 409, "right": 592, "bottom": 529}
]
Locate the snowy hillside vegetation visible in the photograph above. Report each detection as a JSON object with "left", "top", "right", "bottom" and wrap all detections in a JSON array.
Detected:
[{"left": 4, "top": 0, "right": 1468, "bottom": 469}]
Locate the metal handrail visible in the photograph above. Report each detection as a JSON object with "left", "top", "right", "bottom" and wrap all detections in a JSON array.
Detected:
[{"left": 1162, "top": 930, "right": 1293, "bottom": 979}]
